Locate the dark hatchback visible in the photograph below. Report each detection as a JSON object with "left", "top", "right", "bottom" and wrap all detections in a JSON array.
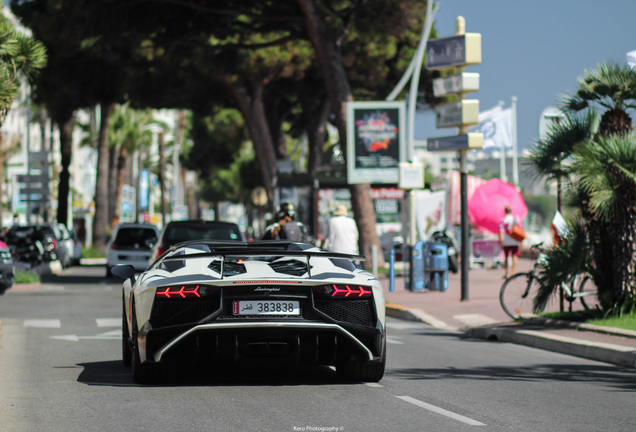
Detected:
[{"left": 150, "top": 220, "right": 245, "bottom": 262}]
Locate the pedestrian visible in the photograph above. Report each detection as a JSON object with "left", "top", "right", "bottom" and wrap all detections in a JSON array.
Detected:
[
  {"left": 262, "top": 210, "right": 288, "bottom": 240},
  {"left": 499, "top": 205, "right": 522, "bottom": 278},
  {"left": 320, "top": 205, "right": 358, "bottom": 254},
  {"left": 276, "top": 202, "right": 308, "bottom": 242}
]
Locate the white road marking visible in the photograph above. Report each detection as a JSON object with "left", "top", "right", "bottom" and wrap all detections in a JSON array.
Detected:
[
  {"left": 50, "top": 330, "right": 120, "bottom": 342},
  {"left": 24, "top": 319, "right": 61, "bottom": 328},
  {"left": 453, "top": 314, "right": 498, "bottom": 327},
  {"left": 386, "top": 336, "right": 404, "bottom": 345},
  {"left": 365, "top": 383, "right": 383, "bottom": 388},
  {"left": 96, "top": 318, "right": 120, "bottom": 327},
  {"left": 386, "top": 321, "right": 425, "bottom": 330},
  {"left": 396, "top": 396, "right": 486, "bottom": 426}
]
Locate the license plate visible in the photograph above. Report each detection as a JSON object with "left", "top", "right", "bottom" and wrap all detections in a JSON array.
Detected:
[{"left": 233, "top": 300, "right": 300, "bottom": 316}]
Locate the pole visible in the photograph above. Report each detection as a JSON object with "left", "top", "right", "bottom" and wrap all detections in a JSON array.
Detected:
[
  {"left": 511, "top": 96, "right": 519, "bottom": 187},
  {"left": 497, "top": 101, "right": 507, "bottom": 182},
  {"left": 455, "top": 16, "right": 470, "bottom": 302}
]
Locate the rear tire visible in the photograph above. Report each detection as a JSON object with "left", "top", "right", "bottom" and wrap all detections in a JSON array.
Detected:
[
  {"left": 337, "top": 338, "right": 386, "bottom": 382},
  {"left": 130, "top": 303, "right": 158, "bottom": 384},
  {"left": 122, "top": 301, "right": 132, "bottom": 367},
  {"left": 500, "top": 272, "right": 535, "bottom": 320}
]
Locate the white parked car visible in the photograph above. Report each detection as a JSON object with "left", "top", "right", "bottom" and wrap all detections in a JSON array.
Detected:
[
  {"left": 106, "top": 223, "right": 159, "bottom": 277},
  {"left": 113, "top": 240, "right": 386, "bottom": 384}
]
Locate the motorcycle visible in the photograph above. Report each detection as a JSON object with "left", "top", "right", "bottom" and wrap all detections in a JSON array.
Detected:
[
  {"left": 430, "top": 229, "right": 459, "bottom": 274},
  {"left": 5, "top": 226, "right": 55, "bottom": 268}
]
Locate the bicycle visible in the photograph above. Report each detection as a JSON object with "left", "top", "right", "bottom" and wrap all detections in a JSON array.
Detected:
[{"left": 499, "top": 243, "right": 599, "bottom": 320}]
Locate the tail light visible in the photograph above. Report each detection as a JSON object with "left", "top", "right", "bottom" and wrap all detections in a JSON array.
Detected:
[
  {"left": 314, "top": 284, "right": 372, "bottom": 298},
  {"left": 156, "top": 285, "right": 202, "bottom": 299},
  {"left": 154, "top": 247, "right": 166, "bottom": 259},
  {"left": 110, "top": 242, "right": 119, "bottom": 250}
]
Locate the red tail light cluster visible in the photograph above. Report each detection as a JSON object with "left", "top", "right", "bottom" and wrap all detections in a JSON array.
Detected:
[
  {"left": 156, "top": 285, "right": 201, "bottom": 298},
  {"left": 327, "top": 284, "right": 372, "bottom": 298}
]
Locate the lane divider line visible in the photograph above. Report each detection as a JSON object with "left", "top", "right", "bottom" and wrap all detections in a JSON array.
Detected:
[{"left": 396, "top": 396, "right": 486, "bottom": 426}]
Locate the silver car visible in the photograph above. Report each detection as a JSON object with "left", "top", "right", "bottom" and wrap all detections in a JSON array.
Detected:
[{"left": 106, "top": 223, "right": 159, "bottom": 277}]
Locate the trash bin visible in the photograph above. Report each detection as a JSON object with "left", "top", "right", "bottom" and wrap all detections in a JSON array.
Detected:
[
  {"left": 424, "top": 241, "right": 449, "bottom": 291},
  {"left": 410, "top": 241, "right": 426, "bottom": 291}
]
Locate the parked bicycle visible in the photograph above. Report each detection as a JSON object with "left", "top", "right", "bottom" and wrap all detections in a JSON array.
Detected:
[{"left": 499, "top": 243, "right": 599, "bottom": 319}]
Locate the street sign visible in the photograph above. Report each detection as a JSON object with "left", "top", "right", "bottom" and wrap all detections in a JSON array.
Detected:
[
  {"left": 17, "top": 173, "right": 50, "bottom": 184},
  {"left": 426, "top": 133, "right": 484, "bottom": 152},
  {"left": 426, "top": 34, "right": 481, "bottom": 70},
  {"left": 398, "top": 163, "right": 425, "bottom": 190},
  {"left": 28, "top": 151, "right": 49, "bottom": 163},
  {"left": 432, "top": 72, "right": 479, "bottom": 97},
  {"left": 435, "top": 100, "right": 479, "bottom": 128}
]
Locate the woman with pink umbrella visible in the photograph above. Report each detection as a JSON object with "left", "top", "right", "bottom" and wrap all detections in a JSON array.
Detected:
[
  {"left": 468, "top": 179, "right": 528, "bottom": 277},
  {"left": 498, "top": 205, "right": 523, "bottom": 278}
]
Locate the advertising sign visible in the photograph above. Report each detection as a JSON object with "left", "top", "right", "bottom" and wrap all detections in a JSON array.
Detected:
[{"left": 346, "top": 101, "right": 406, "bottom": 184}]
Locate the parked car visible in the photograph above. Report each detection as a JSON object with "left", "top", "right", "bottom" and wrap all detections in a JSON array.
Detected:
[
  {"left": 150, "top": 220, "right": 245, "bottom": 262},
  {"left": 57, "top": 224, "right": 75, "bottom": 267},
  {"left": 113, "top": 240, "right": 386, "bottom": 384},
  {"left": 0, "top": 240, "right": 15, "bottom": 294},
  {"left": 106, "top": 223, "right": 160, "bottom": 277},
  {"left": 69, "top": 229, "right": 83, "bottom": 265}
]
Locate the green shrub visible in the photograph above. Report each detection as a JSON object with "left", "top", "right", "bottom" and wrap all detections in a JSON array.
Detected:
[
  {"left": 14, "top": 269, "right": 40, "bottom": 284},
  {"left": 82, "top": 247, "right": 105, "bottom": 259}
]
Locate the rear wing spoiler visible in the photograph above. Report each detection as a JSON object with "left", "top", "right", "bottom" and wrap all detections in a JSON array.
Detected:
[{"left": 158, "top": 240, "right": 365, "bottom": 262}]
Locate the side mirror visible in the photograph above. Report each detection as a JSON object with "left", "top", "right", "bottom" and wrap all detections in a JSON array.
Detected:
[{"left": 111, "top": 264, "right": 137, "bottom": 283}]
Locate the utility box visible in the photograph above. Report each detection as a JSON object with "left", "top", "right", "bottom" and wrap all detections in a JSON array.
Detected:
[
  {"left": 424, "top": 241, "right": 449, "bottom": 291},
  {"left": 410, "top": 241, "right": 449, "bottom": 292}
]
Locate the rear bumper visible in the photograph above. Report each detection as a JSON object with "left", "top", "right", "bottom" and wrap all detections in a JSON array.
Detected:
[{"left": 142, "top": 321, "right": 384, "bottom": 366}]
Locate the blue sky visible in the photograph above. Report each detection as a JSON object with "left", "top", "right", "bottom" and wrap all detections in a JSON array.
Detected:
[{"left": 415, "top": 0, "right": 636, "bottom": 151}]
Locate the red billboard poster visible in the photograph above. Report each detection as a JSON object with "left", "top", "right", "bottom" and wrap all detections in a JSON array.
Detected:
[{"left": 346, "top": 101, "right": 406, "bottom": 184}]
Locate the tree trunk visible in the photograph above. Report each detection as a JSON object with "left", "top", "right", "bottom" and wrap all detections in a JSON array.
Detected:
[
  {"left": 111, "top": 145, "right": 127, "bottom": 227},
  {"left": 296, "top": 0, "right": 383, "bottom": 266},
  {"left": 92, "top": 103, "right": 113, "bottom": 252},
  {"left": 227, "top": 80, "right": 278, "bottom": 207},
  {"left": 305, "top": 95, "right": 330, "bottom": 173},
  {"left": 56, "top": 112, "right": 74, "bottom": 227},
  {"left": 158, "top": 132, "right": 168, "bottom": 225},
  {"left": 108, "top": 145, "right": 118, "bottom": 227}
]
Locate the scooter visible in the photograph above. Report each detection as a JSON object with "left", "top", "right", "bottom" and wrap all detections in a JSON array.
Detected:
[{"left": 430, "top": 229, "right": 459, "bottom": 274}]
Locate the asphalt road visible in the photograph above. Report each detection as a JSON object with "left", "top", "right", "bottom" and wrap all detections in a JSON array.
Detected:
[{"left": 0, "top": 264, "right": 635, "bottom": 432}]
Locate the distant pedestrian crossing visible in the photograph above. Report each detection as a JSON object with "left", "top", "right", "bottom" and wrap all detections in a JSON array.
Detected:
[{"left": 22, "top": 318, "right": 120, "bottom": 328}]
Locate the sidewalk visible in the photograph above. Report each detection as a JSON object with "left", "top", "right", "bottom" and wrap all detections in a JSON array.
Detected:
[{"left": 380, "top": 257, "right": 636, "bottom": 368}]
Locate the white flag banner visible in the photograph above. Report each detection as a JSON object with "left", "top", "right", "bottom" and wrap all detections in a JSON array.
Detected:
[
  {"left": 627, "top": 50, "right": 636, "bottom": 70},
  {"left": 467, "top": 105, "right": 513, "bottom": 149}
]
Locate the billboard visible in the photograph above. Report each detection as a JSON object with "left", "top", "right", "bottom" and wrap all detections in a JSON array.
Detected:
[{"left": 346, "top": 101, "right": 406, "bottom": 184}]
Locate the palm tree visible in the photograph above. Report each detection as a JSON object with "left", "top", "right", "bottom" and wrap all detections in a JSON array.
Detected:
[
  {"left": 526, "top": 111, "right": 598, "bottom": 211},
  {"left": 562, "top": 62, "right": 636, "bottom": 135},
  {"left": 563, "top": 62, "right": 636, "bottom": 313},
  {"left": 108, "top": 104, "right": 154, "bottom": 227},
  {"left": 570, "top": 133, "right": 636, "bottom": 312},
  {"left": 530, "top": 62, "right": 636, "bottom": 314},
  {"left": 0, "top": 18, "right": 46, "bottom": 127}
]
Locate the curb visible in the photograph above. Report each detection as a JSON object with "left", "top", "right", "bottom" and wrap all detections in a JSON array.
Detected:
[
  {"left": 386, "top": 303, "right": 453, "bottom": 330},
  {"left": 464, "top": 325, "right": 636, "bottom": 368},
  {"left": 386, "top": 303, "right": 636, "bottom": 369}
]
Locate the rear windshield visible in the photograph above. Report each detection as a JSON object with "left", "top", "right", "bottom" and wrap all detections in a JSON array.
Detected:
[
  {"left": 166, "top": 225, "right": 241, "bottom": 243},
  {"left": 114, "top": 227, "right": 157, "bottom": 246}
]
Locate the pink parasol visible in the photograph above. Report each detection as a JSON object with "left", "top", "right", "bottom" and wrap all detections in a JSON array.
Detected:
[{"left": 468, "top": 179, "right": 527, "bottom": 234}]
